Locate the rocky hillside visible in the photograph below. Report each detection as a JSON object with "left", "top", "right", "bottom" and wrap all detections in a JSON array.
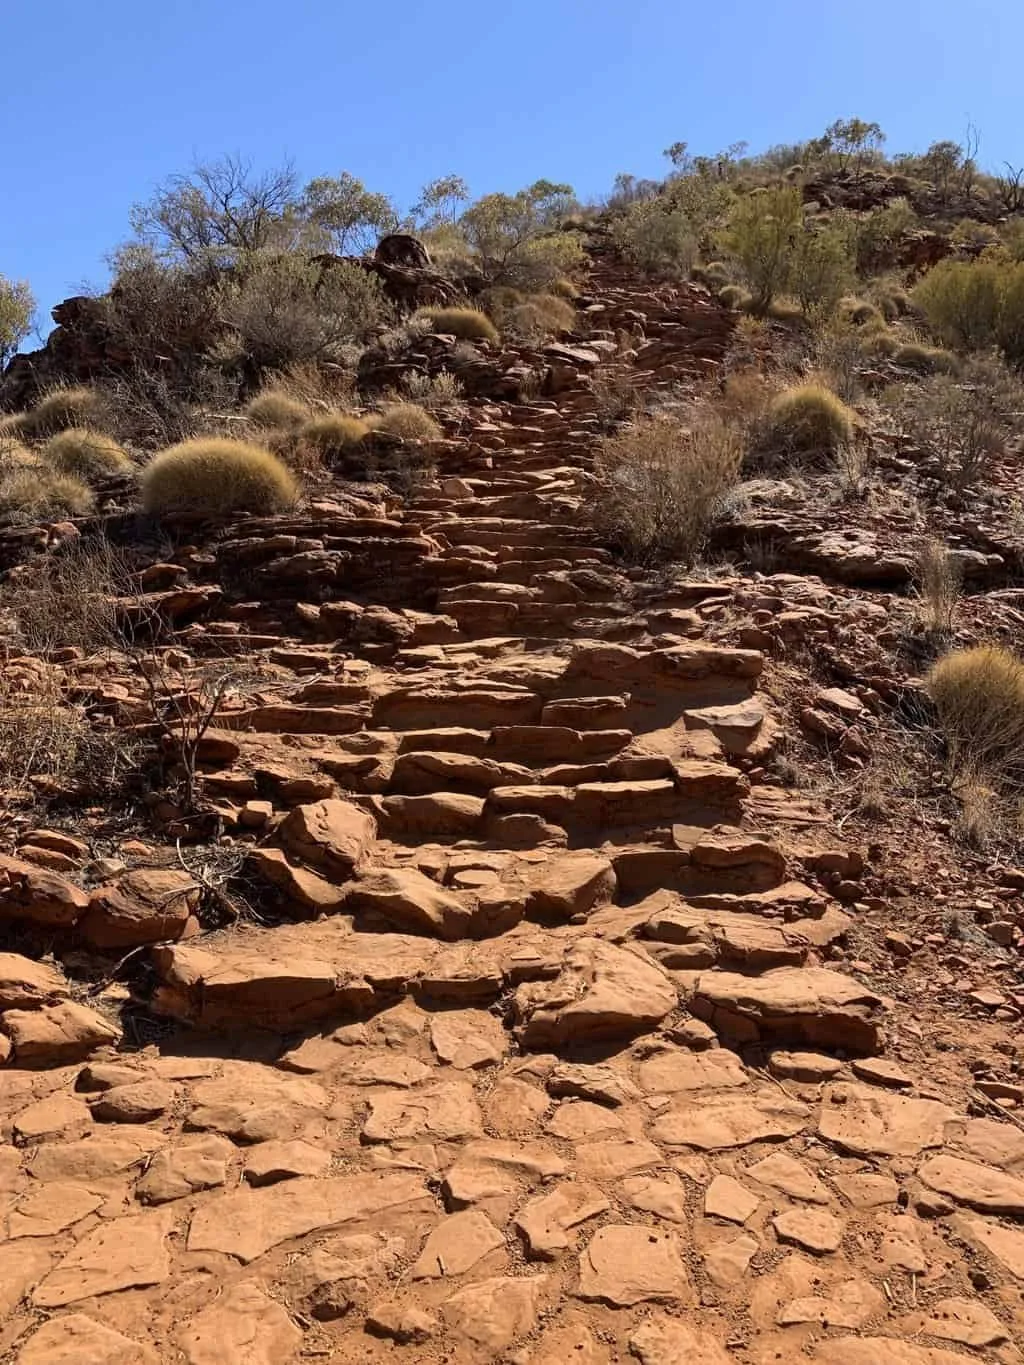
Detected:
[{"left": 1, "top": 170, "right": 1024, "bottom": 1363}]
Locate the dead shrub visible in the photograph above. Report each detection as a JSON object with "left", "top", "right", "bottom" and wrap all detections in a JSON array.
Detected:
[
  {"left": 142, "top": 438, "right": 299, "bottom": 516},
  {"left": 401, "top": 370, "right": 464, "bottom": 410},
  {"left": 913, "top": 538, "right": 962, "bottom": 634},
  {"left": 587, "top": 412, "right": 742, "bottom": 565},
  {"left": 590, "top": 369, "right": 641, "bottom": 431},
  {"left": 0, "top": 469, "right": 95, "bottom": 521}
]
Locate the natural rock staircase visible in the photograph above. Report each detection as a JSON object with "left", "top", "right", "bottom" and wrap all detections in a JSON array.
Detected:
[{"left": 1, "top": 258, "right": 1022, "bottom": 1362}]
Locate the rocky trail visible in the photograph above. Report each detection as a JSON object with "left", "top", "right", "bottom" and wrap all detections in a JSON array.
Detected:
[{"left": 1, "top": 255, "right": 1023, "bottom": 1363}]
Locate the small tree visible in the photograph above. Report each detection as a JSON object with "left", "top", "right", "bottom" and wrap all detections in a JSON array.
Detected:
[
  {"left": 218, "top": 255, "right": 387, "bottom": 372},
  {"left": 460, "top": 180, "right": 582, "bottom": 289},
  {"left": 790, "top": 225, "right": 855, "bottom": 318},
  {"left": 130, "top": 156, "right": 300, "bottom": 266},
  {"left": 298, "top": 172, "right": 398, "bottom": 255},
  {"left": 0, "top": 275, "right": 35, "bottom": 369},
  {"left": 411, "top": 175, "right": 470, "bottom": 229},
  {"left": 611, "top": 200, "right": 698, "bottom": 278},
  {"left": 724, "top": 186, "right": 803, "bottom": 312},
  {"left": 818, "top": 118, "right": 886, "bottom": 174}
]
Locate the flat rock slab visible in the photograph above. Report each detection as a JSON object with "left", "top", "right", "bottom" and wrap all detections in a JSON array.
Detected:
[
  {"left": 17, "top": 1313, "right": 160, "bottom": 1364},
  {"left": 515, "top": 1182, "right": 610, "bottom": 1259},
  {"left": 652, "top": 1094, "right": 810, "bottom": 1149},
  {"left": 814, "top": 1337, "right": 992, "bottom": 1364},
  {"left": 629, "top": 1315, "right": 735, "bottom": 1365},
  {"left": 429, "top": 1008, "right": 508, "bottom": 1068},
  {"left": 514, "top": 938, "right": 676, "bottom": 1049},
  {"left": 410, "top": 1210, "right": 505, "bottom": 1278},
  {"left": 705, "top": 1174, "right": 758, "bottom": 1223},
  {"left": 577, "top": 1225, "right": 691, "bottom": 1306},
  {"left": 689, "top": 967, "right": 882, "bottom": 1053},
  {"left": 178, "top": 1282, "right": 302, "bottom": 1365},
  {"left": 918, "top": 1154, "right": 1024, "bottom": 1216},
  {"left": 441, "top": 1274, "right": 548, "bottom": 1356},
  {"left": 818, "top": 1083, "right": 954, "bottom": 1157},
  {"left": 187, "top": 1172, "right": 430, "bottom": 1262},
  {"left": 636, "top": 1047, "right": 749, "bottom": 1095},
  {"left": 746, "top": 1151, "right": 830, "bottom": 1203},
  {"left": 953, "top": 1214, "right": 1024, "bottom": 1277},
  {"left": 32, "top": 1209, "right": 173, "bottom": 1307},
  {"left": 773, "top": 1207, "right": 843, "bottom": 1254}
]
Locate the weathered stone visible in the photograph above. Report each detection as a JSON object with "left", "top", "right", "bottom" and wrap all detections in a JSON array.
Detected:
[
  {"left": 773, "top": 1207, "right": 843, "bottom": 1254},
  {"left": 0, "top": 952, "right": 68, "bottom": 1009},
  {"left": 918, "top": 1154, "right": 1024, "bottom": 1215},
  {"left": 137, "top": 1136, "right": 232, "bottom": 1203},
  {"left": 178, "top": 1282, "right": 302, "bottom": 1365},
  {"left": 577, "top": 1225, "right": 691, "bottom": 1306},
  {"left": 515, "top": 1182, "right": 610, "bottom": 1259},
  {"left": 346, "top": 867, "right": 480, "bottom": 939},
  {"left": 819, "top": 1083, "right": 954, "bottom": 1157},
  {"left": 33, "top": 1208, "right": 173, "bottom": 1306},
  {"left": 79, "top": 868, "right": 199, "bottom": 948},
  {"left": 704, "top": 1173, "right": 759, "bottom": 1223},
  {"left": 689, "top": 967, "right": 883, "bottom": 1053},
  {"left": 747, "top": 1150, "right": 830, "bottom": 1203},
  {"left": 429, "top": 1008, "right": 507, "bottom": 1068},
  {"left": 0, "top": 854, "right": 89, "bottom": 927},
  {"left": 17, "top": 1314, "right": 160, "bottom": 1365},
  {"left": 652, "top": 1094, "right": 809, "bottom": 1149},
  {"left": 3, "top": 1000, "right": 119, "bottom": 1067},
  {"left": 515, "top": 938, "right": 676, "bottom": 1049},
  {"left": 441, "top": 1274, "right": 547, "bottom": 1355},
  {"left": 410, "top": 1209, "right": 505, "bottom": 1278},
  {"left": 629, "top": 1316, "right": 734, "bottom": 1365},
  {"left": 278, "top": 798, "right": 376, "bottom": 879}
]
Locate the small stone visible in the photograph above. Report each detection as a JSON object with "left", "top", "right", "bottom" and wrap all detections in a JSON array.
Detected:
[
  {"left": 704, "top": 1174, "right": 759, "bottom": 1224},
  {"left": 922, "top": 1296, "right": 1009, "bottom": 1348},
  {"left": 442, "top": 1275, "right": 547, "bottom": 1356},
  {"left": 366, "top": 1301, "right": 438, "bottom": 1345},
  {"left": 410, "top": 1210, "right": 505, "bottom": 1279},
  {"left": 773, "top": 1207, "right": 843, "bottom": 1254},
  {"left": 136, "top": 1137, "right": 231, "bottom": 1204},
  {"left": 244, "top": 1139, "right": 331, "bottom": 1185},
  {"left": 514, "top": 1182, "right": 609, "bottom": 1260},
  {"left": 851, "top": 1057, "right": 912, "bottom": 1089},
  {"left": 833, "top": 1171, "right": 899, "bottom": 1208},
  {"left": 746, "top": 1151, "right": 830, "bottom": 1204},
  {"left": 629, "top": 1315, "right": 734, "bottom": 1364},
  {"left": 90, "top": 1080, "right": 175, "bottom": 1123},
  {"left": 769, "top": 1050, "right": 844, "bottom": 1083}
]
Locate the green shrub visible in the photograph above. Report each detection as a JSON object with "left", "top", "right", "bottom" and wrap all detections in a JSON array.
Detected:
[
  {"left": 300, "top": 413, "right": 371, "bottom": 454},
  {"left": 43, "top": 429, "right": 132, "bottom": 481},
  {"left": 723, "top": 185, "right": 803, "bottom": 311},
  {"left": 694, "top": 261, "right": 731, "bottom": 288},
  {"left": 142, "top": 438, "right": 299, "bottom": 516},
  {"left": 912, "top": 256, "right": 1024, "bottom": 364},
  {"left": 0, "top": 275, "right": 35, "bottom": 369},
  {"left": 611, "top": 199, "right": 698, "bottom": 278},
  {"left": 587, "top": 412, "right": 742, "bottom": 565},
  {"left": 929, "top": 645, "right": 1024, "bottom": 788},
  {"left": 0, "top": 469, "right": 95, "bottom": 520},
  {"left": 376, "top": 403, "right": 442, "bottom": 442},
  {"left": 246, "top": 391, "right": 310, "bottom": 430},
  {"left": 790, "top": 227, "right": 854, "bottom": 318},
  {"left": 18, "top": 386, "right": 104, "bottom": 439},
  {"left": 765, "top": 384, "right": 854, "bottom": 455},
  {"left": 412, "top": 307, "right": 499, "bottom": 343}
]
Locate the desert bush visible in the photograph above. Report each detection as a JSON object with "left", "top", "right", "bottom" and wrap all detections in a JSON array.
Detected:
[
  {"left": 693, "top": 261, "right": 731, "bottom": 288},
  {"left": 549, "top": 277, "right": 579, "bottom": 300},
  {"left": 412, "top": 307, "right": 499, "bottom": 343},
  {"left": 43, "top": 429, "right": 133, "bottom": 481},
  {"left": 590, "top": 369, "right": 641, "bottom": 430},
  {"left": 142, "top": 438, "right": 299, "bottom": 516},
  {"left": 300, "top": 413, "right": 371, "bottom": 456},
  {"left": 0, "top": 275, "right": 35, "bottom": 369},
  {"left": 892, "top": 342, "right": 959, "bottom": 374},
  {"left": 460, "top": 181, "right": 585, "bottom": 290},
  {"left": 718, "top": 284, "right": 752, "bottom": 310},
  {"left": 505, "top": 294, "right": 576, "bottom": 342},
  {"left": 18, "top": 386, "right": 104, "bottom": 439},
  {"left": 0, "top": 666, "right": 93, "bottom": 797},
  {"left": 402, "top": 370, "right": 464, "bottom": 409},
  {"left": 611, "top": 200, "right": 698, "bottom": 278},
  {"left": 0, "top": 469, "right": 95, "bottom": 520},
  {"left": 376, "top": 403, "right": 442, "bottom": 442},
  {"left": 718, "top": 368, "right": 772, "bottom": 431},
  {"left": 862, "top": 329, "right": 900, "bottom": 358},
  {"left": 587, "top": 412, "right": 742, "bottom": 565},
  {"left": 266, "top": 360, "right": 356, "bottom": 411},
  {"left": 218, "top": 254, "right": 387, "bottom": 373},
  {"left": 852, "top": 198, "right": 917, "bottom": 273},
  {"left": 812, "top": 322, "right": 869, "bottom": 401},
  {"left": 912, "top": 256, "right": 1024, "bottom": 364},
  {"left": 841, "top": 298, "right": 885, "bottom": 327},
  {"left": 884, "top": 357, "right": 1020, "bottom": 487},
  {"left": 913, "top": 538, "right": 962, "bottom": 634},
  {"left": 790, "top": 226, "right": 855, "bottom": 319},
  {"left": 245, "top": 390, "right": 310, "bottom": 429},
  {"left": 763, "top": 384, "right": 854, "bottom": 456},
  {"left": 723, "top": 185, "right": 803, "bottom": 311},
  {"left": 928, "top": 645, "right": 1024, "bottom": 789}
]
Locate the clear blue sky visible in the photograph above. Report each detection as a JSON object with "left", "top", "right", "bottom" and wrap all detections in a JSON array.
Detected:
[{"left": 3, "top": 0, "right": 1022, "bottom": 334}]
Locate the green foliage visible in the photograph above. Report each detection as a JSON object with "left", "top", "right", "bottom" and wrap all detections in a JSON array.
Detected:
[
  {"left": 718, "top": 284, "right": 752, "bottom": 310},
  {"left": 765, "top": 384, "right": 854, "bottom": 455},
  {"left": 790, "top": 226, "right": 855, "bottom": 318},
  {"left": 0, "top": 275, "right": 35, "bottom": 369},
  {"left": 43, "top": 429, "right": 132, "bottom": 481},
  {"left": 852, "top": 198, "right": 917, "bottom": 273},
  {"left": 611, "top": 200, "right": 698, "bottom": 278},
  {"left": 723, "top": 186, "right": 803, "bottom": 311},
  {"left": 809, "top": 118, "right": 886, "bottom": 173},
  {"left": 376, "top": 403, "right": 442, "bottom": 442},
  {"left": 218, "top": 255, "right": 387, "bottom": 372},
  {"left": 460, "top": 180, "right": 583, "bottom": 290},
  {"left": 298, "top": 172, "right": 398, "bottom": 254},
  {"left": 412, "top": 307, "right": 499, "bottom": 343},
  {"left": 142, "top": 438, "right": 299, "bottom": 515},
  {"left": 411, "top": 175, "right": 470, "bottom": 230},
  {"left": 912, "top": 256, "right": 1024, "bottom": 363}
]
